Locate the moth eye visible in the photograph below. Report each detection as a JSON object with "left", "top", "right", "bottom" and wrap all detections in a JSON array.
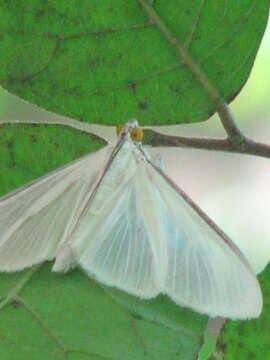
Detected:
[
  {"left": 131, "top": 128, "right": 143, "bottom": 142},
  {"left": 116, "top": 125, "right": 124, "bottom": 137}
]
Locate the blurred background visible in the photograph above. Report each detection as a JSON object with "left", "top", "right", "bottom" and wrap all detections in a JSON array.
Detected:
[{"left": 0, "top": 22, "right": 269, "bottom": 274}]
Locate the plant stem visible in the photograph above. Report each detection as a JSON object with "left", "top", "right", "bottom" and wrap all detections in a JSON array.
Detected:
[
  {"left": 143, "top": 129, "right": 270, "bottom": 158},
  {"left": 137, "top": 0, "right": 244, "bottom": 142},
  {"left": 137, "top": 0, "right": 270, "bottom": 159}
]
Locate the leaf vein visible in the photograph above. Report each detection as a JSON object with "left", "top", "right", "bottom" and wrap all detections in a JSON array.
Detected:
[
  {"left": 185, "top": 0, "right": 206, "bottom": 49},
  {"left": 17, "top": 296, "right": 67, "bottom": 355}
]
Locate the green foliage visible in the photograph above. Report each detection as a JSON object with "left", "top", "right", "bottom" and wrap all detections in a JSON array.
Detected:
[
  {"left": 0, "top": 1, "right": 269, "bottom": 358},
  {"left": 217, "top": 263, "right": 270, "bottom": 360},
  {"left": 0, "top": 265, "right": 207, "bottom": 360},
  {"left": 0, "top": 124, "right": 106, "bottom": 196},
  {"left": 0, "top": 0, "right": 269, "bottom": 125}
]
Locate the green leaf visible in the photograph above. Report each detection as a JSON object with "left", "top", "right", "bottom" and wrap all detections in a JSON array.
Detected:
[
  {"left": 0, "top": 123, "right": 106, "bottom": 196},
  {"left": 0, "top": 1, "right": 269, "bottom": 125},
  {"left": 0, "top": 265, "right": 207, "bottom": 360},
  {"left": 216, "top": 263, "right": 270, "bottom": 360},
  {"left": 0, "top": 124, "right": 207, "bottom": 359}
]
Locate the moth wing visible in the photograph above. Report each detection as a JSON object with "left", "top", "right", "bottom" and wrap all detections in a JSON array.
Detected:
[
  {"left": 147, "top": 163, "right": 263, "bottom": 319},
  {"left": 71, "top": 145, "right": 161, "bottom": 298},
  {"left": 0, "top": 147, "right": 108, "bottom": 271}
]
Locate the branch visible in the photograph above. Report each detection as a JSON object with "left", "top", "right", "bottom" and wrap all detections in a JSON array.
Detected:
[
  {"left": 143, "top": 129, "right": 270, "bottom": 159},
  {"left": 137, "top": 0, "right": 245, "bottom": 144},
  {"left": 198, "top": 317, "right": 226, "bottom": 359},
  {"left": 138, "top": 1, "right": 270, "bottom": 159}
]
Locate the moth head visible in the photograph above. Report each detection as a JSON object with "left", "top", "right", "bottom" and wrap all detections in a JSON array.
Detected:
[{"left": 116, "top": 121, "right": 143, "bottom": 142}]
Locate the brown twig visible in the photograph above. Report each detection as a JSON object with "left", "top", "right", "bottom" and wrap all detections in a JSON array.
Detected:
[
  {"left": 138, "top": 0, "right": 270, "bottom": 159},
  {"left": 143, "top": 129, "right": 270, "bottom": 158}
]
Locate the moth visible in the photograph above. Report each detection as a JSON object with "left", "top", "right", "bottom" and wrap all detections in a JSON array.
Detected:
[{"left": 0, "top": 120, "right": 262, "bottom": 319}]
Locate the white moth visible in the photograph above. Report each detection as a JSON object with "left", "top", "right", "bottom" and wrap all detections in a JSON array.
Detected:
[{"left": 0, "top": 120, "right": 263, "bottom": 319}]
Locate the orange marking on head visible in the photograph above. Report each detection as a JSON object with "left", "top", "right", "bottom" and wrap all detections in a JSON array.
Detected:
[
  {"left": 116, "top": 125, "right": 124, "bottom": 137},
  {"left": 131, "top": 127, "right": 143, "bottom": 142}
]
